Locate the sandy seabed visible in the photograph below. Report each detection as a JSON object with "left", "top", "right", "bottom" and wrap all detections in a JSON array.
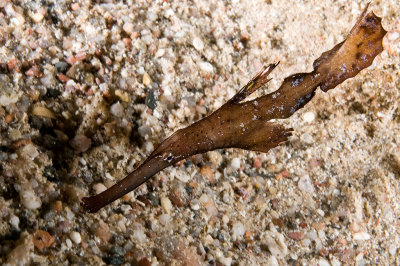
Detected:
[{"left": 0, "top": 0, "right": 399, "bottom": 265}]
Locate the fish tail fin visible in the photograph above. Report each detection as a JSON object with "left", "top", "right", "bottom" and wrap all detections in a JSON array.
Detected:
[{"left": 313, "top": 5, "right": 386, "bottom": 92}]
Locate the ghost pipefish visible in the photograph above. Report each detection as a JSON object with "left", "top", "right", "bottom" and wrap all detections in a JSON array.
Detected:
[{"left": 81, "top": 4, "right": 386, "bottom": 213}]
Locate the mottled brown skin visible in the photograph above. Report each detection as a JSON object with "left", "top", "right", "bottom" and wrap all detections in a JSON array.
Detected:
[{"left": 81, "top": 5, "right": 386, "bottom": 213}]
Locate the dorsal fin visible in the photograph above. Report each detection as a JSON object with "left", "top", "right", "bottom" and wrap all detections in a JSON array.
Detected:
[{"left": 229, "top": 63, "right": 279, "bottom": 104}]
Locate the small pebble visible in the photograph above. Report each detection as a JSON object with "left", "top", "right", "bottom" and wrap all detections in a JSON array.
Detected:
[
  {"left": 267, "top": 256, "right": 279, "bottom": 266},
  {"left": 200, "top": 165, "right": 214, "bottom": 183},
  {"left": 159, "top": 213, "right": 171, "bottom": 226},
  {"left": 218, "top": 256, "right": 232, "bottom": 266},
  {"left": 20, "top": 190, "right": 42, "bottom": 210},
  {"left": 192, "top": 37, "right": 204, "bottom": 51},
  {"left": 263, "top": 232, "right": 288, "bottom": 258},
  {"left": 8, "top": 128, "right": 21, "bottom": 141},
  {"left": 168, "top": 187, "right": 186, "bottom": 207},
  {"left": 66, "top": 238, "right": 72, "bottom": 249},
  {"left": 138, "top": 125, "right": 152, "bottom": 137},
  {"left": 208, "top": 151, "right": 222, "bottom": 167},
  {"left": 53, "top": 201, "right": 62, "bottom": 212},
  {"left": 155, "top": 48, "right": 165, "bottom": 57},
  {"left": 142, "top": 72, "right": 152, "bottom": 86},
  {"left": 110, "top": 102, "right": 124, "bottom": 117},
  {"left": 316, "top": 209, "right": 325, "bottom": 217},
  {"left": 288, "top": 231, "right": 305, "bottom": 241},
  {"left": 10, "top": 215, "right": 20, "bottom": 230},
  {"left": 319, "top": 248, "right": 329, "bottom": 257},
  {"left": 231, "top": 222, "right": 245, "bottom": 240},
  {"left": 31, "top": 106, "right": 56, "bottom": 119},
  {"left": 222, "top": 215, "right": 229, "bottom": 225},
  {"left": 21, "top": 144, "right": 39, "bottom": 159},
  {"left": 93, "top": 221, "right": 111, "bottom": 243},
  {"left": 123, "top": 22, "right": 135, "bottom": 35},
  {"left": 115, "top": 89, "right": 130, "bottom": 102},
  {"left": 253, "top": 157, "right": 262, "bottom": 168},
  {"left": 230, "top": 157, "right": 241, "bottom": 170},
  {"left": 30, "top": 13, "right": 44, "bottom": 23},
  {"left": 40, "top": 74, "right": 57, "bottom": 88},
  {"left": 144, "top": 141, "right": 154, "bottom": 153},
  {"left": 33, "top": 230, "right": 54, "bottom": 251},
  {"left": 303, "top": 112, "right": 315, "bottom": 123},
  {"left": 318, "top": 259, "right": 331, "bottom": 266},
  {"left": 0, "top": 93, "right": 19, "bottom": 107},
  {"left": 5, "top": 114, "right": 14, "bottom": 123},
  {"left": 131, "top": 223, "right": 147, "bottom": 243},
  {"left": 4, "top": 4, "right": 15, "bottom": 16},
  {"left": 145, "top": 90, "right": 157, "bottom": 110},
  {"left": 298, "top": 175, "right": 314, "bottom": 193},
  {"left": 388, "top": 30, "right": 399, "bottom": 41},
  {"left": 93, "top": 183, "right": 107, "bottom": 194},
  {"left": 353, "top": 232, "right": 370, "bottom": 241},
  {"left": 25, "top": 65, "right": 42, "bottom": 77},
  {"left": 389, "top": 244, "right": 397, "bottom": 256},
  {"left": 70, "top": 3, "right": 80, "bottom": 11},
  {"left": 350, "top": 222, "right": 361, "bottom": 233},
  {"left": 70, "top": 231, "right": 81, "bottom": 244},
  {"left": 300, "top": 133, "right": 314, "bottom": 145},
  {"left": 191, "top": 202, "right": 200, "bottom": 211},
  {"left": 55, "top": 61, "right": 69, "bottom": 72},
  {"left": 198, "top": 61, "right": 214, "bottom": 73},
  {"left": 203, "top": 200, "right": 218, "bottom": 217},
  {"left": 57, "top": 73, "right": 69, "bottom": 82},
  {"left": 161, "top": 196, "right": 172, "bottom": 214},
  {"left": 70, "top": 135, "right": 91, "bottom": 153},
  {"left": 0, "top": 152, "right": 7, "bottom": 161}
]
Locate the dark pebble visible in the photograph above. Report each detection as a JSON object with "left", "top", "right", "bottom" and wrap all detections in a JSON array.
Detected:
[
  {"left": 185, "top": 185, "right": 194, "bottom": 195},
  {"left": 0, "top": 179, "right": 18, "bottom": 200},
  {"left": 0, "top": 145, "right": 10, "bottom": 152},
  {"left": 45, "top": 88, "right": 61, "bottom": 99},
  {"left": 286, "top": 219, "right": 298, "bottom": 230},
  {"left": 184, "top": 159, "right": 193, "bottom": 167},
  {"left": 145, "top": 90, "right": 157, "bottom": 110},
  {"left": 110, "top": 245, "right": 125, "bottom": 256},
  {"left": 29, "top": 115, "right": 54, "bottom": 132},
  {"left": 29, "top": 115, "right": 45, "bottom": 130},
  {"left": 137, "top": 195, "right": 151, "bottom": 206},
  {"left": 43, "top": 134, "right": 59, "bottom": 150},
  {"left": 55, "top": 61, "right": 69, "bottom": 73},
  {"left": 147, "top": 193, "right": 159, "bottom": 206},
  {"left": 103, "top": 255, "right": 124, "bottom": 266},
  {"left": 351, "top": 101, "right": 366, "bottom": 113},
  {"left": 81, "top": 173, "right": 93, "bottom": 184},
  {"left": 208, "top": 259, "right": 216, "bottom": 266},
  {"left": 44, "top": 165, "right": 60, "bottom": 183}
]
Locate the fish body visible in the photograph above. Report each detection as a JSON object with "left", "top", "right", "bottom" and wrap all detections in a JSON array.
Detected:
[{"left": 82, "top": 5, "right": 386, "bottom": 213}]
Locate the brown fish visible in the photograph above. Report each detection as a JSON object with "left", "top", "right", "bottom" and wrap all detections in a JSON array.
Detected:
[{"left": 82, "top": 4, "right": 386, "bottom": 213}]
